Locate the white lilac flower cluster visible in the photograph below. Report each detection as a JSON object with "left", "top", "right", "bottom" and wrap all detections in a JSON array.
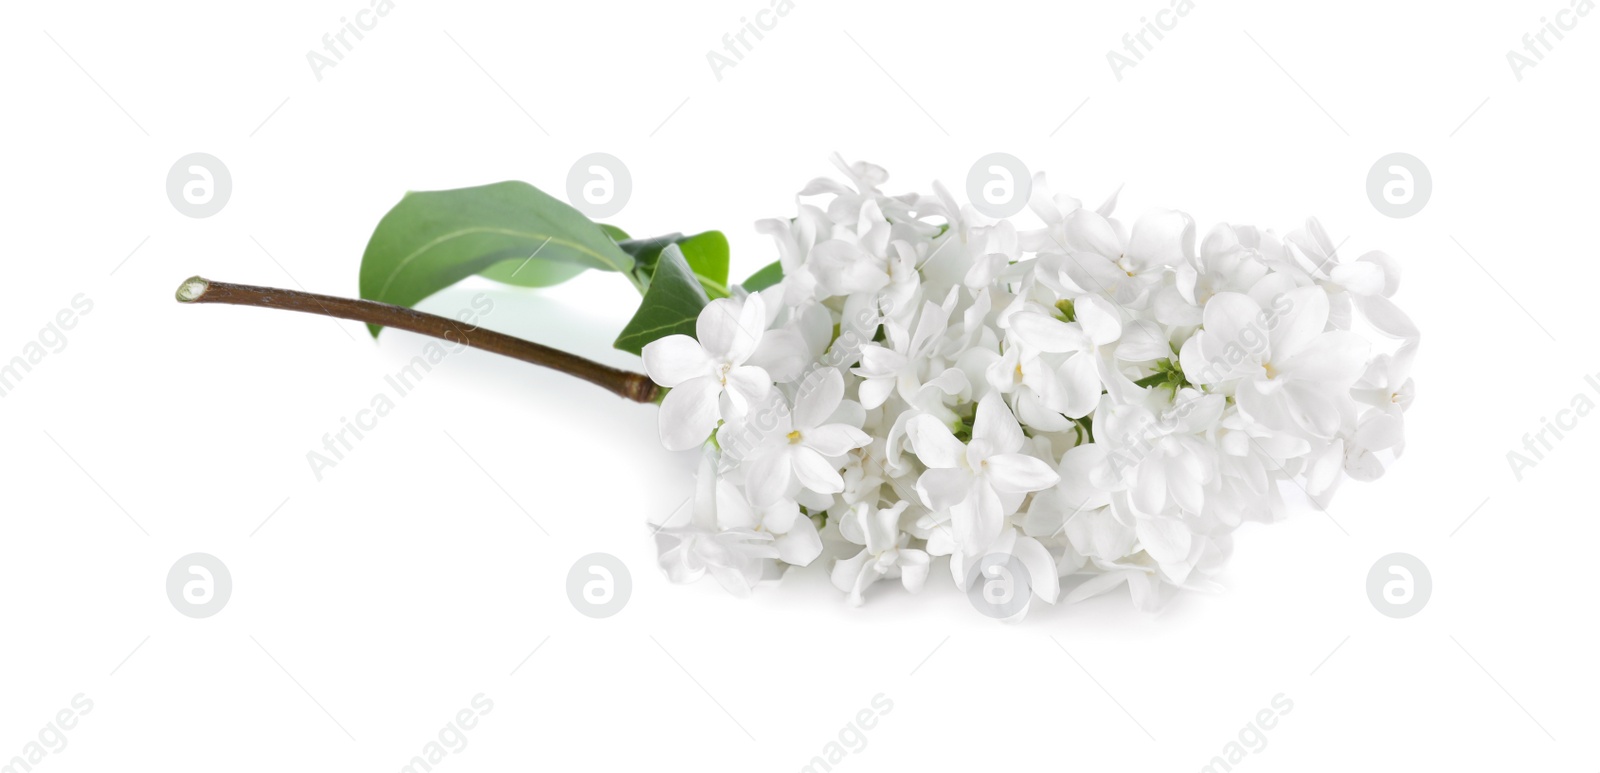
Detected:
[{"left": 642, "top": 156, "right": 1418, "bottom": 619}]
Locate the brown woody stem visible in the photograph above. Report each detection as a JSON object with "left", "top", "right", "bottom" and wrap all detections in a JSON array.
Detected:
[{"left": 174, "top": 276, "right": 659, "bottom": 403}]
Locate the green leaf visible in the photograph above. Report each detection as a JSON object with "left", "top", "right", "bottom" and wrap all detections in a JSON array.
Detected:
[
  {"left": 358, "top": 181, "right": 635, "bottom": 336},
  {"left": 1134, "top": 358, "right": 1192, "bottom": 393},
  {"left": 476, "top": 259, "right": 589, "bottom": 289},
  {"left": 617, "top": 233, "right": 683, "bottom": 277},
  {"left": 619, "top": 231, "right": 730, "bottom": 298},
  {"left": 477, "top": 223, "right": 630, "bottom": 289},
  {"left": 1133, "top": 372, "right": 1169, "bottom": 388},
  {"left": 679, "top": 231, "right": 729, "bottom": 288},
  {"left": 613, "top": 244, "right": 710, "bottom": 356},
  {"left": 739, "top": 260, "right": 783, "bottom": 292}
]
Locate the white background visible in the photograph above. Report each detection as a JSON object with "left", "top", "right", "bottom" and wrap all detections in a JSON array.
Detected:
[{"left": 2, "top": 0, "right": 1597, "bottom": 770}]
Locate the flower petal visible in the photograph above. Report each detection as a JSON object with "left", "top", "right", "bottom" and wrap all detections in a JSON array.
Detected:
[
  {"left": 1065, "top": 507, "right": 1137, "bottom": 561},
  {"left": 1355, "top": 295, "right": 1420, "bottom": 341},
  {"left": 830, "top": 549, "right": 872, "bottom": 601},
  {"left": 1011, "top": 311, "right": 1088, "bottom": 353},
  {"left": 722, "top": 365, "right": 773, "bottom": 417},
  {"left": 774, "top": 519, "right": 823, "bottom": 566},
  {"left": 985, "top": 453, "right": 1059, "bottom": 493},
  {"left": 744, "top": 448, "right": 794, "bottom": 505},
  {"left": 713, "top": 479, "right": 758, "bottom": 530},
  {"left": 642, "top": 335, "right": 713, "bottom": 387},
  {"left": 898, "top": 550, "right": 931, "bottom": 594},
  {"left": 857, "top": 375, "right": 895, "bottom": 409},
  {"left": 1136, "top": 515, "right": 1192, "bottom": 564},
  {"left": 917, "top": 467, "right": 973, "bottom": 510},
  {"left": 972, "top": 392, "right": 1026, "bottom": 454},
  {"left": 791, "top": 446, "right": 844, "bottom": 495},
  {"left": 1268, "top": 286, "right": 1330, "bottom": 358},
  {"left": 1132, "top": 454, "right": 1168, "bottom": 515},
  {"left": 907, "top": 413, "right": 966, "bottom": 469},
  {"left": 803, "top": 423, "right": 870, "bottom": 457},
  {"left": 1062, "top": 209, "right": 1123, "bottom": 258},
  {"left": 747, "top": 327, "right": 807, "bottom": 383},
  {"left": 697, "top": 296, "right": 762, "bottom": 363},
  {"left": 1125, "top": 209, "right": 1196, "bottom": 271},
  {"left": 1011, "top": 534, "right": 1061, "bottom": 604},
  {"left": 1075, "top": 294, "right": 1123, "bottom": 346},
  {"left": 1200, "top": 292, "right": 1265, "bottom": 358},
  {"left": 658, "top": 376, "right": 722, "bottom": 451},
  {"left": 958, "top": 483, "right": 1006, "bottom": 550},
  {"left": 793, "top": 367, "right": 845, "bottom": 429},
  {"left": 1330, "top": 261, "right": 1385, "bottom": 296},
  {"left": 1116, "top": 320, "right": 1170, "bottom": 362},
  {"left": 1279, "top": 330, "right": 1370, "bottom": 385},
  {"left": 1057, "top": 353, "right": 1103, "bottom": 419}
]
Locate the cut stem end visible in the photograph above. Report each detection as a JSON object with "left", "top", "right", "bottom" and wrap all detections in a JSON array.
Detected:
[{"left": 176, "top": 276, "right": 210, "bottom": 303}]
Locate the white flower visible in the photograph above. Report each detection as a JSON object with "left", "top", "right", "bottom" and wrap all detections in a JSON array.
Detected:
[
  {"left": 1094, "top": 390, "right": 1222, "bottom": 517},
  {"left": 1050, "top": 209, "right": 1195, "bottom": 306},
  {"left": 653, "top": 454, "right": 777, "bottom": 596},
  {"left": 744, "top": 368, "right": 871, "bottom": 505},
  {"left": 949, "top": 527, "right": 1062, "bottom": 622},
  {"left": 1003, "top": 295, "right": 1123, "bottom": 420},
  {"left": 831, "top": 501, "right": 930, "bottom": 605},
  {"left": 1180, "top": 286, "right": 1369, "bottom": 438},
  {"left": 643, "top": 294, "right": 774, "bottom": 451},
  {"left": 641, "top": 158, "right": 1416, "bottom": 619},
  {"left": 715, "top": 479, "right": 823, "bottom": 567},
  {"left": 907, "top": 392, "right": 1059, "bottom": 552},
  {"left": 853, "top": 298, "right": 959, "bottom": 411}
]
